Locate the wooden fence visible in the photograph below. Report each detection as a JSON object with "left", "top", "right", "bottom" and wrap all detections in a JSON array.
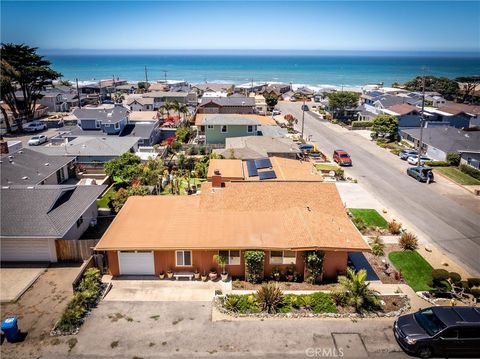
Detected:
[{"left": 55, "top": 239, "right": 98, "bottom": 262}]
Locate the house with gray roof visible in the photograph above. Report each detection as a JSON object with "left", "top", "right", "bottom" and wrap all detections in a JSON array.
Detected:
[
  {"left": 400, "top": 127, "right": 480, "bottom": 161},
  {"left": 1, "top": 147, "right": 75, "bottom": 186},
  {"left": 196, "top": 114, "right": 260, "bottom": 144},
  {"left": 198, "top": 96, "right": 255, "bottom": 115},
  {"left": 72, "top": 106, "right": 128, "bottom": 135},
  {"left": 30, "top": 135, "right": 139, "bottom": 164},
  {"left": 126, "top": 96, "right": 154, "bottom": 111},
  {"left": 1, "top": 184, "right": 105, "bottom": 262}
]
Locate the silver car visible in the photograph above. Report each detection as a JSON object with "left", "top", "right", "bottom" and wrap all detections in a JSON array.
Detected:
[{"left": 28, "top": 135, "right": 48, "bottom": 146}]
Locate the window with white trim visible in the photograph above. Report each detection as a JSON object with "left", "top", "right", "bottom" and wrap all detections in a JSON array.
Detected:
[
  {"left": 176, "top": 250, "right": 192, "bottom": 266},
  {"left": 270, "top": 250, "right": 296, "bottom": 265},
  {"left": 219, "top": 250, "right": 241, "bottom": 265},
  {"left": 221, "top": 125, "right": 228, "bottom": 133},
  {"left": 247, "top": 125, "right": 253, "bottom": 133}
]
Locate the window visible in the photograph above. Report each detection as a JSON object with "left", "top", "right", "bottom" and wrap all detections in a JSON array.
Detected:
[
  {"left": 270, "top": 251, "right": 296, "bottom": 265},
  {"left": 207, "top": 125, "right": 214, "bottom": 129},
  {"left": 219, "top": 250, "right": 241, "bottom": 265},
  {"left": 221, "top": 125, "right": 228, "bottom": 133},
  {"left": 176, "top": 250, "right": 192, "bottom": 266},
  {"left": 76, "top": 216, "right": 83, "bottom": 228},
  {"left": 115, "top": 122, "right": 120, "bottom": 130},
  {"left": 56, "top": 168, "right": 65, "bottom": 183},
  {"left": 95, "top": 121, "right": 101, "bottom": 128},
  {"left": 458, "top": 327, "right": 480, "bottom": 339},
  {"left": 247, "top": 125, "right": 253, "bottom": 133}
]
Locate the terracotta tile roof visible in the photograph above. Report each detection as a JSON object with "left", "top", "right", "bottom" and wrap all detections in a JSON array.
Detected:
[
  {"left": 207, "top": 159, "right": 245, "bottom": 180},
  {"left": 95, "top": 181, "right": 369, "bottom": 252},
  {"left": 241, "top": 156, "right": 322, "bottom": 181}
]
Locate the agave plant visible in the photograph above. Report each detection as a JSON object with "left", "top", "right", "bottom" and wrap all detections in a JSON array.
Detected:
[
  {"left": 332, "top": 268, "right": 381, "bottom": 313},
  {"left": 256, "top": 283, "right": 284, "bottom": 314}
]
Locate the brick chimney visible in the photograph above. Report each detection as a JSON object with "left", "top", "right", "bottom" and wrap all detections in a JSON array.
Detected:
[
  {"left": 211, "top": 170, "right": 223, "bottom": 188},
  {"left": 0, "top": 139, "right": 8, "bottom": 154}
]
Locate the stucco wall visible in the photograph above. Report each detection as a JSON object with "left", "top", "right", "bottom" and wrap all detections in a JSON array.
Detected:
[{"left": 323, "top": 251, "right": 348, "bottom": 278}]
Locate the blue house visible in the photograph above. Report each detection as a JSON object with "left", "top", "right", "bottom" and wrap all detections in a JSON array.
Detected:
[{"left": 72, "top": 106, "right": 128, "bottom": 135}]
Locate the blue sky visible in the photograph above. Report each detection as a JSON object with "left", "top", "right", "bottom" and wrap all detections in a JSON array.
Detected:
[{"left": 1, "top": 1, "right": 479, "bottom": 52}]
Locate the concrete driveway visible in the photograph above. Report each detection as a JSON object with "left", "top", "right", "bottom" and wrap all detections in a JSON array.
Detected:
[
  {"left": 104, "top": 278, "right": 231, "bottom": 302},
  {"left": 0, "top": 263, "right": 47, "bottom": 302},
  {"left": 43, "top": 300, "right": 410, "bottom": 358}
]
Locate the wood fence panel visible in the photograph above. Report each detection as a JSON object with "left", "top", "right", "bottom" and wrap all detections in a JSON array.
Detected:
[{"left": 55, "top": 239, "right": 98, "bottom": 262}]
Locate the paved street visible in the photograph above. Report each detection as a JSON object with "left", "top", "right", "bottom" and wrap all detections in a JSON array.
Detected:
[{"left": 277, "top": 102, "right": 480, "bottom": 276}]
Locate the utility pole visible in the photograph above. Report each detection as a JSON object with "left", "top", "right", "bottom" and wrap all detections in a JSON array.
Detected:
[
  {"left": 301, "top": 97, "right": 306, "bottom": 140},
  {"left": 76, "top": 78, "right": 81, "bottom": 109},
  {"left": 417, "top": 68, "right": 426, "bottom": 166},
  {"left": 144, "top": 65, "right": 149, "bottom": 85}
]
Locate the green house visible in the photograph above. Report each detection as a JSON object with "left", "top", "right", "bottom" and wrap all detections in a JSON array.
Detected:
[{"left": 198, "top": 114, "right": 260, "bottom": 144}]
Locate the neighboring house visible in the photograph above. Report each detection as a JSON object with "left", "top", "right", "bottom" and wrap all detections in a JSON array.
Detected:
[
  {"left": 423, "top": 106, "right": 474, "bottom": 129},
  {"left": 192, "top": 83, "right": 234, "bottom": 96},
  {"left": 30, "top": 136, "right": 140, "bottom": 164},
  {"left": 380, "top": 104, "right": 422, "bottom": 128},
  {"left": 1, "top": 147, "right": 75, "bottom": 186},
  {"left": 196, "top": 114, "right": 260, "bottom": 144},
  {"left": 251, "top": 94, "right": 268, "bottom": 115},
  {"left": 235, "top": 82, "right": 267, "bottom": 95},
  {"left": 400, "top": 127, "right": 480, "bottom": 161},
  {"left": 294, "top": 86, "right": 315, "bottom": 99},
  {"left": 128, "top": 111, "right": 159, "bottom": 122},
  {"left": 214, "top": 136, "right": 301, "bottom": 160},
  {"left": 1, "top": 185, "right": 105, "bottom": 262},
  {"left": 142, "top": 91, "right": 198, "bottom": 109},
  {"left": 72, "top": 106, "right": 129, "bottom": 135},
  {"left": 197, "top": 96, "right": 255, "bottom": 114},
  {"left": 262, "top": 84, "right": 291, "bottom": 98},
  {"left": 120, "top": 122, "right": 161, "bottom": 146},
  {"left": 126, "top": 97, "right": 154, "bottom": 111},
  {"left": 360, "top": 91, "right": 384, "bottom": 105},
  {"left": 116, "top": 84, "right": 138, "bottom": 94},
  {"left": 94, "top": 181, "right": 369, "bottom": 278},
  {"left": 148, "top": 83, "right": 169, "bottom": 92},
  {"left": 458, "top": 150, "right": 480, "bottom": 169}
]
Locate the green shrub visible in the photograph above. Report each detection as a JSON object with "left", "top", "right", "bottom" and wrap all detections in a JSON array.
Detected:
[
  {"left": 304, "top": 250, "right": 325, "bottom": 284},
  {"left": 388, "top": 220, "right": 402, "bottom": 235},
  {"left": 244, "top": 251, "right": 265, "bottom": 284},
  {"left": 390, "top": 148, "right": 401, "bottom": 156},
  {"left": 470, "top": 288, "right": 480, "bottom": 298},
  {"left": 425, "top": 161, "right": 449, "bottom": 167},
  {"left": 429, "top": 269, "right": 452, "bottom": 293},
  {"left": 310, "top": 292, "right": 338, "bottom": 313},
  {"left": 223, "top": 294, "right": 259, "bottom": 314},
  {"left": 370, "top": 236, "right": 385, "bottom": 256},
  {"left": 460, "top": 280, "right": 470, "bottom": 290},
  {"left": 459, "top": 164, "right": 480, "bottom": 180},
  {"left": 398, "top": 232, "right": 418, "bottom": 250},
  {"left": 467, "top": 278, "right": 480, "bottom": 288},
  {"left": 351, "top": 121, "right": 373, "bottom": 128},
  {"left": 432, "top": 269, "right": 450, "bottom": 281},
  {"left": 446, "top": 152, "right": 460, "bottom": 166},
  {"left": 352, "top": 216, "right": 367, "bottom": 232},
  {"left": 256, "top": 283, "right": 284, "bottom": 314},
  {"left": 449, "top": 272, "right": 462, "bottom": 284}
]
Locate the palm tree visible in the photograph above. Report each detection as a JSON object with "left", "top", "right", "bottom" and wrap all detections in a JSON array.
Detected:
[
  {"left": 332, "top": 268, "right": 381, "bottom": 313},
  {"left": 160, "top": 100, "right": 175, "bottom": 118},
  {"left": 113, "top": 92, "right": 124, "bottom": 104},
  {"left": 178, "top": 103, "right": 189, "bottom": 125}
]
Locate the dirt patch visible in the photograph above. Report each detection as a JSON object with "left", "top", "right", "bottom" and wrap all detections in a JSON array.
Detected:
[
  {"left": 363, "top": 244, "right": 405, "bottom": 285},
  {"left": 381, "top": 295, "right": 408, "bottom": 313},
  {"left": 232, "top": 280, "right": 337, "bottom": 291},
  {"left": 0, "top": 264, "right": 82, "bottom": 359}
]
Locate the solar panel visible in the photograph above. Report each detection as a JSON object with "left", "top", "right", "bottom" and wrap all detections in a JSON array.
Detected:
[
  {"left": 259, "top": 170, "right": 277, "bottom": 180},
  {"left": 254, "top": 158, "right": 272, "bottom": 169},
  {"left": 246, "top": 160, "right": 258, "bottom": 177}
]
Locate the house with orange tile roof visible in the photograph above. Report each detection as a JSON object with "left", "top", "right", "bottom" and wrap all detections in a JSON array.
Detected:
[{"left": 94, "top": 179, "right": 369, "bottom": 279}]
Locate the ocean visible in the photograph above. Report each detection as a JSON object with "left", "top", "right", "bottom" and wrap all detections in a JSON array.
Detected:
[{"left": 43, "top": 52, "right": 480, "bottom": 87}]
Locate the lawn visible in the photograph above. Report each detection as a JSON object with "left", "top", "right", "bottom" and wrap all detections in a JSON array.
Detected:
[
  {"left": 349, "top": 208, "right": 388, "bottom": 229},
  {"left": 314, "top": 163, "right": 340, "bottom": 171},
  {"left": 96, "top": 186, "right": 116, "bottom": 208},
  {"left": 388, "top": 250, "right": 433, "bottom": 292},
  {"left": 435, "top": 167, "right": 480, "bottom": 186}
]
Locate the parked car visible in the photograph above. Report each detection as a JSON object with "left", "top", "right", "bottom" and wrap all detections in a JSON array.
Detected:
[
  {"left": 28, "top": 135, "right": 48, "bottom": 146},
  {"left": 333, "top": 149, "right": 352, "bottom": 166},
  {"left": 394, "top": 306, "right": 480, "bottom": 358},
  {"left": 407, "top": 155, "right": 432, "bottom": 166},
  {"left": 272, "top": 109, "right": 281, "bottom": 116},
  {"left": 289, "top": 97, "right": 297, "bottom": 102},
  {"left": 24, "top": 121, "right": 46, "bottom": 132},
  {"left": 301, "top": 104, "right": 309, "bottom": 111},
  {"left": 400, "top": 149, "right": 418, "bottom": 160},
  {"left": 298, "top": 143, "right": 314, "bottom": 151},
  {"left": 407, "top": 166, "right": 433, "bottom": 182}
]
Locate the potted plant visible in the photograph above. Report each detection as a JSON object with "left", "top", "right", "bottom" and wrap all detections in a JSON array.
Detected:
[
  {"left": 213, "top": 253, "right": 228, "bottom": 282},
  {"left": 286, "top": 265, "right": 295, "bottom": 282},
  {"left": 159, "top": 271, "right": 165, "bottom": 280},
  {"left": 201, "top": 270, "right": 208, "bottom": 282},
  {"left": 272, "top": 266, "right": 281, "bottom": 281},
  {"left": 209, "top": 268, "right": 218, "bottom": 281},
  {"left": 167, "top": 269, "right": 174, "bottom": 279},
  {"left": 194, "top": 268, "right": 200, "bottom": 280}
]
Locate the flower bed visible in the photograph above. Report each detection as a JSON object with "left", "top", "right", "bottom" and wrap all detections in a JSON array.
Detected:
[
  {"left": 51, "top": 268, "right": 106, "bottom": 336},
  {"left": 233, "top": 280, "right": 337, "bottom": 291},
  {"left": 215, "top": 293, "right": 409, "bottom": 319}
]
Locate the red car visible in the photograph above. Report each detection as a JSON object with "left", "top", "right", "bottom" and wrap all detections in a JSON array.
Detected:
[{"left": 333, "top": 150, "right": 352, "bottom": 166}]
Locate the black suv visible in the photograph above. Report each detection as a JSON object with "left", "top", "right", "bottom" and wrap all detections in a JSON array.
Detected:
[{"left": 394, "top": 306, "right": 480, "bottom": 358}]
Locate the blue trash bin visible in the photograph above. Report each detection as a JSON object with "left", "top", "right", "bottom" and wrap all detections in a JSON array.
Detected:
[{"left": 1, "top": 316, "right": 19, "bottom": 343}]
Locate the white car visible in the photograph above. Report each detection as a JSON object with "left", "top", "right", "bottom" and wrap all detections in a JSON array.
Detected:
[
  {"left": 24, "top": 121, "right": 46, "bottom": 132},
  {"left": 407, "top": 155, "right": 432, "bottom": 165},
  {"left": 28, "top": 135, "right": 48, "bottom": 146},
  {"left": 272, "top": 109, "right": 281, "bottom": 116}
]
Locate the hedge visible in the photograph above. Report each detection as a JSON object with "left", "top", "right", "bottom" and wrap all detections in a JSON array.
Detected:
[
  {"left": 459, "top": 164, "right": 480, "bottom": 180},
  {"left": 425, "top": 161, "right": 449, "bottom": 167},
  {"left": 351, "top": 121, "right": 373, "bottom": 128}
]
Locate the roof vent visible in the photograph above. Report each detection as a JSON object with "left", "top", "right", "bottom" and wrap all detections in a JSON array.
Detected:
[
  {"left": 22, "top": 176, "right": 29, "bottom": 180},
  {"left": 27, "top": 186, "right": 34, "bottom": 189},
  {"left": 44, "top": 163, "right": 50, "bottom": 166}
]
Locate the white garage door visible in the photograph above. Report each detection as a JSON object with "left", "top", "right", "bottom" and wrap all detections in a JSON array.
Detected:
[
  {"left": 118, "top": 251, "right": 155, "bottom": 275},
  {"left": 1, "top": 238, "right": 56, "bottom": 262}
]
